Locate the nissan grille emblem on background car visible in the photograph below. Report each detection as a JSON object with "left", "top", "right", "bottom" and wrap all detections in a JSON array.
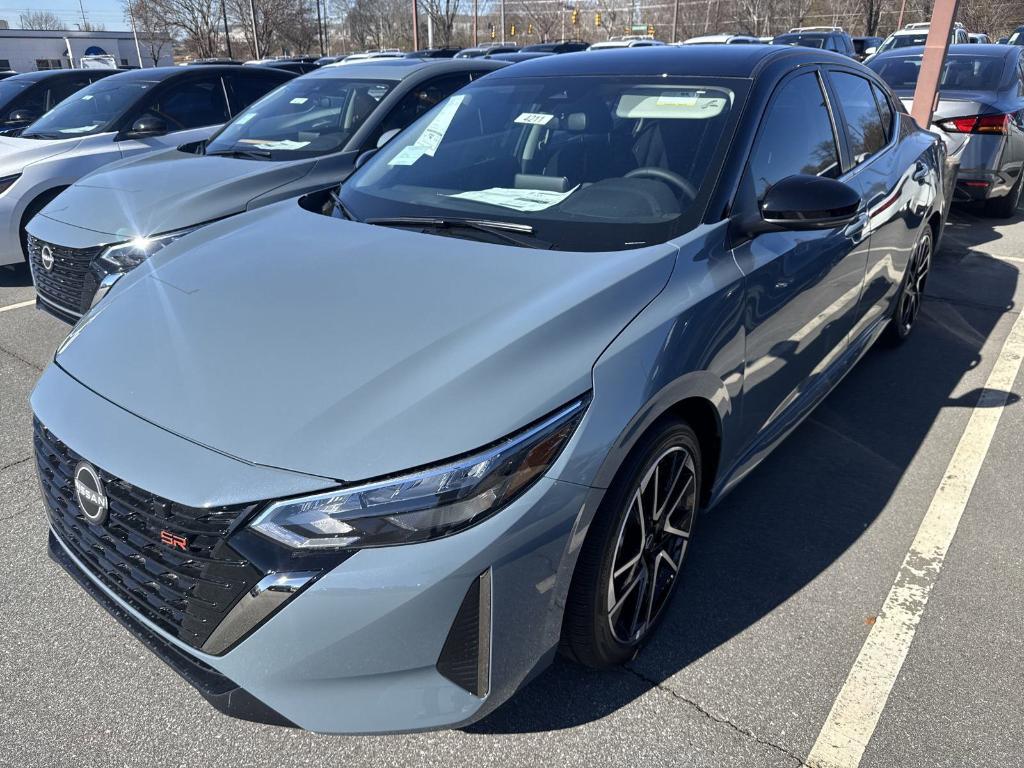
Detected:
[
  {"left": 73, "top": 462, "right": 108, "bottom": 525},
  {"left": 40, "top": 245, "right": 54, "bottom": 271}
]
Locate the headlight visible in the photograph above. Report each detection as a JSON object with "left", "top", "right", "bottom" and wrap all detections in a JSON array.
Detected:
[
  {"left": 98, "top": 226, "right": 198, "bottom": 271},
  {"left": 0, "top": 173, "right": 21, "bottom": 196},
  {"left": 249, "top": 397, "right": 589, "bottom": 550}
]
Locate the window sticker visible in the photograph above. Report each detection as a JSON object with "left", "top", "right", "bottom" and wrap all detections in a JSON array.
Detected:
[
  {"left": 81, "top": 94, "right": 94, "bottom": 100},
  {"left": 289, "top": 97, "right": 309, "bottom": 105},
  {"left": 445, "top": 185, "right": 579, "bottom": 212},
  {"left": 412, "top": 94, "right": 464, "bottom": 156},
  {"left": 59, "top": 125, "right": 100, "bottom": 134},
  {"left": 388, "top": 145, "right": 429, "bottom": 166},
  {"left": 238, "top": 139, "right": 310, "bottom": 150},
  {"left": 616, "top": 88, "right": 732, "bottom": 119},
  {"left": 514, "top": 112, "right": 554, "bottom": 126}
]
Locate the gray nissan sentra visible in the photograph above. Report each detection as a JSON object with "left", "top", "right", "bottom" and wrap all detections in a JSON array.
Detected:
[
  {"left": 27, "top": 58, "right": 504, "bottom": 323},
  {"left": 30, "top": 45, "right": 945, "bottom": 733}
]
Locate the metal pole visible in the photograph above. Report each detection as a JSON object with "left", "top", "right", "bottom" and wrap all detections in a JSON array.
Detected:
[
  {"left": 220, "top": 0, "right": 233, "bottom": 58},
  {"left": 126, "top": 0, "right": 144, "bottom": 66},
  {"left": 412, "top": 0, "right": 419, "bottom": 51},
  {"left": 501, "top": 0, "right": 505, "bottom": 43},
  {"left": 64, "top": 36, "right": 75, "bottom": 68},
  {"left": 473, "top": 0, "right": 479, "bottom": 45},
  {"left": 896, "top": 0, "right": 908, "bottom": 30},
  {"left": 248, "top": 0, "right": 261, "bottom": 59},
  {"left": 910, "top": 0, "right": 958, "bottom": 128},
  {"left": 671, "top": 0, "right": 679, "bottom": 42}
]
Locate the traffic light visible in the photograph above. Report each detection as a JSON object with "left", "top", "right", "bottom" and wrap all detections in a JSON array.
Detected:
[
  {"left": 489, "top": 22, "right": 495, "bottom": 40},
  {"left": 647, "top": 24, "right": 655, "bottom": 35},
  {"left": 595, "top": 11, "right": 601, "bottom": 27},
  {"left": 571, "top": 8, "right": 579, "bottom": 25},
  {"left": 528, "top": 23, "right": 533, "bottom": 34},
  {"left": 510, "top": 23, "right": 516, "bottom": 36}
]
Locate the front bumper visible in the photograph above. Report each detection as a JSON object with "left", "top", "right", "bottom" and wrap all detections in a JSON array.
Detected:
[{"left": 33, "top": 364, "right": 593, "bottom": 733}]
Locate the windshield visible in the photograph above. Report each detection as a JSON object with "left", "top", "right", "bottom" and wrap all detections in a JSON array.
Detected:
[
  {"left": 876, "top": 33, "right": 928, "bottom": 53},
  {"left": 206, "top": 77, "right": 393, "bottom": 160},
  {"left": 773, "top": 34, "right": 825, "bottom": 48},
  {"left": 870, "top": 54, "right": 1005, "bottom": 92},
  {"left": 22, "top": 80, "right": 152, "bottom": 138},
  {"left": 340, "top": 76, "right": 742, "bottom": 252}
]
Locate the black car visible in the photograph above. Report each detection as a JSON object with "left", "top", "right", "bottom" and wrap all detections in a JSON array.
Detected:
[
  {"left": 853, "top": 35, "right": 883, "bottom": 59},
  {"left": 489, "top": 41, "right": 592, "bottom": 62},
  {"left": 406, "top": 47, "right": 462, "bottom": 58},
  {"left": 0, "top": 69, "right": 118, "bottom": 134},
  {"left": 245, "top": 58, "right": 320, "bottom": 75},
  {"left": 773, "top": 27, "right": 857, "bottom": 58}
]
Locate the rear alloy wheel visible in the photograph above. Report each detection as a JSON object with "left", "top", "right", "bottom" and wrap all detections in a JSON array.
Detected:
[
  {"left": 562, "top": 421, "right": 701, "bottom": 668},
  {"left": 985, "top": 172, "right": 1022, "bottom": 219},
  {"left": 886, "top": 226, "right": 932, "bottom": 344}
]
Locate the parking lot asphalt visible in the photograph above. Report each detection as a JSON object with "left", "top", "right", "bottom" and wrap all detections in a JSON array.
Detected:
[{"left": 1, "top": 203, "right": 1022, "bottom": 768}]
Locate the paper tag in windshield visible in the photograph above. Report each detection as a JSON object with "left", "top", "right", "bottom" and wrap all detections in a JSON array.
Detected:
[
  {"left": 413, "top": 94, "right": 464, "bottom": 156},
  {"left": 514, "top": 112, "right": 554, "bottom": 126},
  {"left": 388, "top": 146, "right": 429, "bottom": 166},
  {"left": 239, "top": 139, "right": 310, "bottom": 151},
  {"left": 289, "top": 97, "right": 309, "bottom": 105},
  {"left": 446, "top": 185, "right": 579, "bottom": 212},
  {"left": 59, "top": 125, "right": 99, "bottom": 134}
]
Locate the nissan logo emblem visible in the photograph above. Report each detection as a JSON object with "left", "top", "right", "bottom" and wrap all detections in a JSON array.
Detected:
[
  {"left": 74, "top": 462, "right": 108, "bottom": 525},
  {"left": 40, "top": 244, "right": 54, "bottom": 271}
]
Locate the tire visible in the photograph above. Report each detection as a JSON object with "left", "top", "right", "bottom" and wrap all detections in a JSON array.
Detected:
[
  {"left": 884, "top": 225, "right": 932, "bottom": 345},
  {"left": 984, "top": 173, "right": 1022, "bottom": 219},
  {"left": 561, "top": 419, "right": 702, "bottom": 668},
  {"left": 19, "top": 188, "right": 65, "bottom": 263}
]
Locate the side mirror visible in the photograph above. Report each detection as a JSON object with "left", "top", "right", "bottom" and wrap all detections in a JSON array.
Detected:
[
  {"left": 376, "top": 128, "right": 401, "bottom": 149},
  {"left": 354, "top": 147, "right": 377, "bottom": 170},
  {"left": 123, "top": 115, "right": 168, "bottom": 139},
  {"left": 739, "top": 175, "right": 861, "bottom": 237},
  {"left": 7, "top": 108, "right": 38, "bottom": 126}
]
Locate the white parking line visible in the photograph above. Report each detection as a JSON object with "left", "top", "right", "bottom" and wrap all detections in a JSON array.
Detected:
[
  {"left": 0, "top": 299, "right": 34, "bottom": 314},
  {"left": 807, "top": 306, "right": 1024, "bottom": 768}
]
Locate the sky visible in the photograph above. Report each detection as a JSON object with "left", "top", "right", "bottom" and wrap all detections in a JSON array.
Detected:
[{"left": 1, "top": 1, "right": 129, "bottom": 30}]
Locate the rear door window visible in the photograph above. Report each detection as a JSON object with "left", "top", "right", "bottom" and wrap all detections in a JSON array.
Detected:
[
  {"left": 748, "top": 72, "right": 841, "bottom": 198},
  {"left": 830, "top": 72, "right": 887, "bottom": 165},
  {"left": 871, "top": 83, "right": 894, "bottom": 142},
  {"left": 141, "top": 75, "right": 231, "bottom": 130}
]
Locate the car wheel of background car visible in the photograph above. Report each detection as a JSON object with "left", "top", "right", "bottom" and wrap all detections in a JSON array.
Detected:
[
  {"left": 562, "top": 419, "right": 701, "bottom": 668},
  {"left": 885, "top": 225, "right": 932, "bottom": 345},
  {"left": 19, "top": 187, "right": 66, "bottom": 262},
  {"left": 985, "top": 172, "right": 1022, "bottom": 219}
]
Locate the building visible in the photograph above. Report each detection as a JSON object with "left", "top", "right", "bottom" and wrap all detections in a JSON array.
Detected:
[{"left": 0, "top": 29, "right": 174, "bottom": 73}]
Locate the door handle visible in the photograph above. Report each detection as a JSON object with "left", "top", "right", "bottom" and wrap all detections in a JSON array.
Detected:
[{"left": 912, "top": 161, "right": 928, "bottom": 182}]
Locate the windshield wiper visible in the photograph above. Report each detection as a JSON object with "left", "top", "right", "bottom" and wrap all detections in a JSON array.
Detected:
[
  {"left": 364, "top": 216, "right": 551, "bottom": 249},
  {"left": 205, "top": 148, "right": 272, "bottom": 160},
  {"left": 329, "top": 188, "right": 360, "bottom": 222}
]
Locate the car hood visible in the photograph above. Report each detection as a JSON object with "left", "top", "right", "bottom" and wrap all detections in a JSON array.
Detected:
[
  {"left": 55, "top": 201, "right": 678, "bottom": 482},
  {"left": 41, "top": 150, "right": 314, "bottom": 238},
  {"left": 0, "top": 134, "right": 81, "bottom": 175}
]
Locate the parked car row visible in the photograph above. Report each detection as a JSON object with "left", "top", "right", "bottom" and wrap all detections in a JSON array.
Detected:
[{"left": 7, "top": 42, "right": 968, "bottom": 736}]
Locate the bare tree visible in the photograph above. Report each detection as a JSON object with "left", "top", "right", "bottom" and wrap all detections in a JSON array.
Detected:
[
  {"left": 425, "top": 0, "right": 463, "bottom": 45},
  {"left": 19, "top": 10, "right": 66, "bottom": 30},
  {"left": 123, "top": 0, "right": 175, "bottom": 65}
]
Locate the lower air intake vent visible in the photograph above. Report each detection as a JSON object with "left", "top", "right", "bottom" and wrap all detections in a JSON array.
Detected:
[{"left": 436, "top": 569, "right": 492, "bottom": 698}]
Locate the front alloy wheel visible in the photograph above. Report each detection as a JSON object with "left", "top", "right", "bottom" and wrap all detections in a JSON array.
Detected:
[{"left": 562, "top": 420, "right": 701, "bottom": 668}]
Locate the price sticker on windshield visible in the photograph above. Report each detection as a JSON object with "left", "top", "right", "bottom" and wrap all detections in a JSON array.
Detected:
[{"left": 514, "top": 112, "right": 554, "bottom": 126}]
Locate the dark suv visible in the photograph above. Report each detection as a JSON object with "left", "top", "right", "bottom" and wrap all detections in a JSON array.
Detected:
[{"left": 772, "top": 27, "right": 857, "bottom": 58}]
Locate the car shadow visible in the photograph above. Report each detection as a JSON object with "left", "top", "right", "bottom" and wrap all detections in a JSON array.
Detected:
[
  {"left": 0, "top": 262, "right": 33, "bottom": 288},
  {"left": 468, "top": 211, "right": 1020, "bottom": 734}
]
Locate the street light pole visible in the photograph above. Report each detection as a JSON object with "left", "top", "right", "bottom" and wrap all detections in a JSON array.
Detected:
[
  {"left": 412, "top": 0, "right": 419, "bottom": 51},
  {"left": 501, "top": 0, "right": 505, "bottom": 43},
  {"left": 473, "top": 0, "right": 478, "bottom": 45},
  {"left": 126, "top": 0, "right": 144, "bottom": 66},
  {"left": 220, "top": 0, "right": 233, "bottom": 58},
  {"left": 248, "top": 0, "right": 261, "bottom": 59},
  {"left": 316, "top": 0, "right": 325, "bottom": 55}
]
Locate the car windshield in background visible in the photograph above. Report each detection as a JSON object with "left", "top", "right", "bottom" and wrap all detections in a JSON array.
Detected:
[
  {"left": 773, "top": 34, "right": 825, "bottom": 48},
  {"left": 0, "top": 80, "right": 28, "bottom": 104},
  {"left": 876, "top": 34, "right": 929, "bottom": 53},
  {"left": 870, "top": 54, "right": 1005, "bottom": 91},
  {"left": 341, "top": 76, "right": 742, "bottom": 252},
  {"left": 21, "top": 81, "right": 152, "bottom": 139},
  {"left": 205, "top": 78, "right": 393, "bottom": 160}
]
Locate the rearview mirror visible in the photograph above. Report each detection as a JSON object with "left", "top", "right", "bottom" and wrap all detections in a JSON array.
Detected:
[
  {"left": 123, "top": 115, "right": 168, "bottom": 139},
  {"left": 738, "top": 174, "right": 861, "bottom": 237},
  {"left": 6, "top": 108, "right": 38, "bottom": 126},
  {"left": 377, "top": 128, "right": 400, "bottom": 149}
]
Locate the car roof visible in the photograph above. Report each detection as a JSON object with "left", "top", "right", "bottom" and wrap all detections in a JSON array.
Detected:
[
  {"left": 871, "top": 43, "right": 1018, "bottom": 60},
  {"left": 5, "top": 69, "right": 104, "bottom": 84},
  {"left": 485, "top": 44, "right": 833, "bottom": 79},
  {"left": 99, "top": 65, "right": 261, "bottom": 83},
  {"left": 314, "top": 57, "right": 504, "bottom": 81}
]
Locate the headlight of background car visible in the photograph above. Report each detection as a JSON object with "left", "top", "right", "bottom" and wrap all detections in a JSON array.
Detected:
[
  {"left": 249, "top": 397, "right": 590, "bottom": 550},
  {"left": 0, "top": 173, "right": 21, "bottom": 196},
  {"left": 97, "top": 226, "right": 198, "bottom": 271}
]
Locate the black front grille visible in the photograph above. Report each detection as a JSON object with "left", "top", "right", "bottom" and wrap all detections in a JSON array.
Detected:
[
  {"left": 34, "top": 420, "right": 265, "bottom": 651},
  {"left": 27, "top": 234, "right": 103, "bottom": 319}
]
